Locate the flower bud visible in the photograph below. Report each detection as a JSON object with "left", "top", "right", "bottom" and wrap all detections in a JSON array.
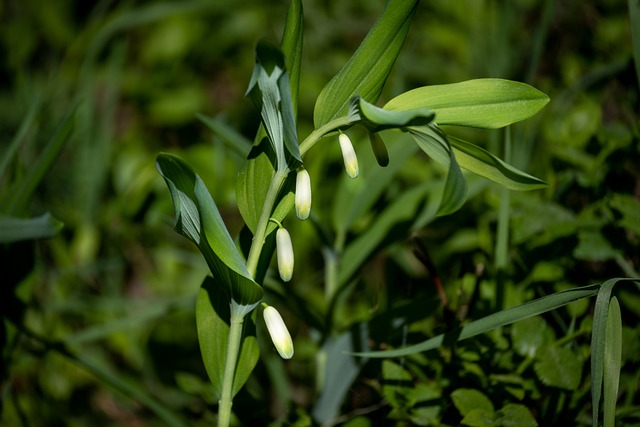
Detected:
[
  {"left": 338, "top": 133, "right": 359, "bottom": 178},
  {"left": 276, "top": 227, "right": 294, "bottom": 282},
  {"left": 263, "top": 305, "right": 294, "bottom": 359},
  {"left": 295, "top": 169, "right": 312, "bottom": 220}
]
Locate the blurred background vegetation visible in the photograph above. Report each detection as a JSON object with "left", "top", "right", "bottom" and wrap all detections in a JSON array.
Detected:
[{"left": 1, "top": 0, "right": 639, "bottom": 426}]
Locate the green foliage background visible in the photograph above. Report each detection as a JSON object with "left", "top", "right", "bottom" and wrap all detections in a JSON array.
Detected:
[{"left": 1, "top": 0, "right": 639, "bottom": 426}]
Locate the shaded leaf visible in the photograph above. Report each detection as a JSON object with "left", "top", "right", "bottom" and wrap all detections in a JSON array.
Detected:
[
  {"left": 196, "top": 277, "right": 259, "bottom": 399},
  {"left": 603, "top": 297, "right": 622, "bottom": 427},
  {"left": 496, "top": 404, "right": 538, "bottom": 427},
  {"left": 451, "top": 388, "right": 494, "bottom": 417},
  {"left": 197, "top": 114, "right": 252, "bottom": 158},
  {"left": 385, "top": 78, "right": 549, "bottom": 129},
  {"left": 280, "top": 0, "right": 303, "bottom": 116},
  {"left": 314, "top": 0, "right": 418, "bottom": 128},
  {"left": 409, "top": 125, "right": 467, "bottom": 216},
  {"left": 0, "top": 213, "right": 63, "bottom": 243},
  {"left": 534, "top": 345, "right": 582, "bottom": 390},
  {"left": 354, "top": 283, "right": 602, "bottom": 358}
]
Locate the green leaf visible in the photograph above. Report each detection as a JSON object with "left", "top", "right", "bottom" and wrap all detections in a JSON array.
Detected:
[
  {"left": 533, "top": 345, "right": 582, "bottom": 390},
  {"left": 280, "top": 0, "right": 303, "bottom": 116},
  {"left": 0, "top": 213, "right": 63, "bottom": 243},
  {"left": 510, "top": 316, "right": 553, "bottom": 358},
  {"left": 450, "top": 136, "right": 547, "bottom": 191},
  {"left": 409, "top": 125, "right": 467, "bottom": 216},
  {"left": 496, "top": 404, "right": 538, "bottom": 427},
  {"left": 451, "top": 389, "right": 494, "bottom": 418},
  {"left": 196, "top": 277, "right": 259, "bottom": 399},
  {"left": 314, "top": 0, "right": 418, "bottom": 128},
  {"left": 156, "top": 153, "right": 262, "bottom": 311},
  {"left": 385, "top": 79, "right": 550, "bottom": 129},
  {"left": 350, "top": 96, "right": 434, "bottom": 132},
  {"left": 603, "top": 297, "right": 622, "bottom": 427},
  {"left": 353, "top": 283, "right": 602, "bottom": 358},
  {"left": 591, "top": 279, "right": 639, "bottom": 427},
  {"left": 246, "top": 40, "right": 301, "bottom": 171}
]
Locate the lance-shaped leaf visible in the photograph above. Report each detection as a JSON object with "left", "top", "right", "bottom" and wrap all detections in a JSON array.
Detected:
[
  {"left": 156, "top": 153, "right": 262, "bottom": 313},
  {"left": 196, "top": 277, "right": 259, "bottom": 399},
  {"left": 246, "top": 40, "right": 301, "bottom": 171},
  {"left": 350, "top": 96, "right": 434, "bottom": 132},
  {"left": 281, "top": 0, "right": 303, "bottom": 116},
  {"left": 384, "top": 79, "right": 550, "bottom": 129},
  {"left": 0, "top": 213, "right": 63, "bottom": 243},
  {"left": 409, "top": 125, "right": 467, "bottom": 216},
  {"left": 450, "top": 136, "right": 547, "bottom": 191},
  {"left": 314, "top": 0, "right": 418, "bottom": 128}
]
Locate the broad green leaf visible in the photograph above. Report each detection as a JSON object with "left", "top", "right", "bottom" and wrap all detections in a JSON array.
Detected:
[
  {"left": 0, "top": 213, "right": 63, "bottom": 243},
  {"left": 280, "top": 0, "right": 303, "bottom": 116},
  {"left": 409, "top": 125, "right": 467, "bottom": 216},
  {"left": 156, "top": 153, "right": 262, "bottom": 311},
  {"left": 591, "top": 278, "right": 639, "bottom": 427},
  {"left": 533, "top": 346, "right": 582, "bottom": 390},
  {"left": 451, "top": 389, "right": 494, "bottom": 418},
  {"left": 236, "top": 139, "right": 295, "bottom": 235},
  {"left": 314, "top": 0, "right": 418, "bottom": 128},
  {"left": 246, "top": 40, "right": 301, "bottom": 171},
  {"left": 496, "top": 404, "right": 538, "bottom": 427},
  {"left": 354, "top": 283, "right": 602, "bottom": 358},
  {"left": 196, "top": 276, "right": 259, "bottom": 399},
  {"left": 385, "top": 79, "right": 550, "bottom": 129},
  {"left": 610, "top": 194, "right": 640, "bottom": 234},
  {"left": 350, "top": 96, "right": 434, "bottom": 132},
  {"left": 450, "top": 136, "right": 547, "bottom": 191},
  {"left": 603, "top": 297, "right": 622, "bottom": 427}
]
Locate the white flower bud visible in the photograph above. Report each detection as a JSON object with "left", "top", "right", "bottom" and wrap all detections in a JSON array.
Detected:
[
  {"left": 339, "top": 133, "right": 359, "bottom": 178},
  {"left": 263, "top": 305, "right": 294, "bottom": 359},
  {"left": 276, "top": 227, "right": 294, "bottom": 282},
  {"left": 295, "top": 169, "right": 312, "bottom": 220}
]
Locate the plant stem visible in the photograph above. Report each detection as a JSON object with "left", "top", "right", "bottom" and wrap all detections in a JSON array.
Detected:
[
  {"left": 299, "top": 116, "right": 353, "bottom": 156},
  {"left": 218, "top": 314, "right": 244, "bottom": 427},
  {"left": 246, "top": 169, "right": 289, "bottom": 277}
]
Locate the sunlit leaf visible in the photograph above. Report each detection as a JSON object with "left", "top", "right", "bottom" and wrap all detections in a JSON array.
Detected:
[
  {"left": 246, "top": 40, "right": 301, "bottom": 171},
  {"left": 196, "top": 277, "right": 259, "bottom": 399},
  {"left": 496, "top": 404, "right": 538, "bottom": 427},
  {"left": 409, "top": 125, "right": 467, "bottom": 216},
  {"left": 350, "top": 96, "right": 434, "bottom": 132},
  {"left": 451, "top": 389, "right": 494, "bottom": 418},
  {"left": 156, "top": 153, "right": 262, "bottom": 311},
  {"left": 385, "top": 79, "right": 549, "bottom": 129},
  {"left": 314, "top": 0, "right": 418, "bottom": 128},
  {"left": 449, "top": 136, "right": 547, "bottom": 191}
]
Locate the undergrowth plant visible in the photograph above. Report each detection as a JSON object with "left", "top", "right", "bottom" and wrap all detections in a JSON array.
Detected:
[{"left": 155, "top": 0, "right": 639, "bottom": 426}]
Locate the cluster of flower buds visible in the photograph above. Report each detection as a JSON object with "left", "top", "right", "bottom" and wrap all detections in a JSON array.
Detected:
[{"left": 266, "top": 133, "right": 360, "bottom": 359}]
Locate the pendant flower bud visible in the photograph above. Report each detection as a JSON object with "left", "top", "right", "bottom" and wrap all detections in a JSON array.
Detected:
[
  {"left": 338, "top": 133, "right": 359, "bottom": 178},
  {"left": 263, "top": 305, "right": 294, "bottom": 359},
  {"left": 295, "top": 169, "right": 312, "bottom": 220},
  {"left": 276, "top": 227, "right": 294, "bottom": 282}
]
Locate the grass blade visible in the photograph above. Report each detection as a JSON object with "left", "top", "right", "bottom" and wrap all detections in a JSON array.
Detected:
[{"left": 603, "top": 297, "right": 622, "bottom": 427}]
